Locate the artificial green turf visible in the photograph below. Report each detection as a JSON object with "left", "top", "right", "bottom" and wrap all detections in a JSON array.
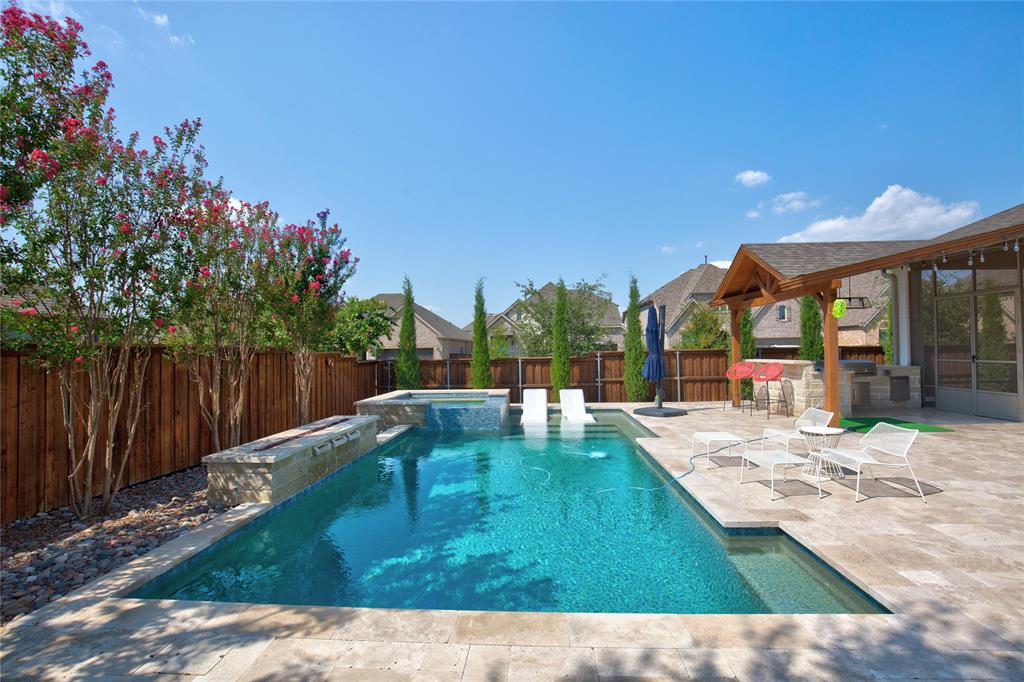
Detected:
[{"left": 840, "top": 417, "right": 953, "bottom": 433}]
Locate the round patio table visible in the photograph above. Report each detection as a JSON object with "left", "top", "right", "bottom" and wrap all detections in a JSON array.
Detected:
[{"left": 799, "top": 425, "right": 846, "bottom": 480}]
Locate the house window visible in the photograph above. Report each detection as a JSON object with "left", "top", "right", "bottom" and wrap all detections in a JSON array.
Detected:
[{"left": 777, "top": 306, "right": 789, "bottom": 321}]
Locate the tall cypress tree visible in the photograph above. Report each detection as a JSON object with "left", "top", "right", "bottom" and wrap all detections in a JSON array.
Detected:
[
  {"left": 395, "top": 276, "right": 420, "bottom": 389},
  {"left": 623, "top": 275, "right": 646, "bottom": 401},
  {"left": 740, "top": 308, "right": 756, "bottom": 399},
  {"left": 799, "top": 295, "right": 824, "bottom": 361},
  {"left": 470, "top": 278, "right": 492, "bottom": 388},
  {"left": 550, "top": 279, "right": 571, "bottom": 394}
]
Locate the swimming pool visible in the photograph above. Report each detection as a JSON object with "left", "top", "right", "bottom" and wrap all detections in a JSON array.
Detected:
[{"left": 134, "top": 413, "right": 882, "bottom": 614}]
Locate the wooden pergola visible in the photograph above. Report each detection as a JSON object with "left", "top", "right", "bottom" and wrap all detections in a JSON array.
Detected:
[{"left": 710, "top": 203, "right": 1024, "bottom": 427}]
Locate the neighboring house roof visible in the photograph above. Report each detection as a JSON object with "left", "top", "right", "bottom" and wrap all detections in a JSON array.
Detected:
[
  {"left": 752, "top": 271, "right": 889, "bottom": 340},
  {"left": 461, "top": 313, "right": 517, "bottom": 334},
  {"left": 373, "top": 294, "right": 472, "bottom": 341},
  {"left": 510, "top": 282, "right": 622, "bottom": 328},
  {"left": 636, "top": 263, "right": 726, "bottom": 329}
]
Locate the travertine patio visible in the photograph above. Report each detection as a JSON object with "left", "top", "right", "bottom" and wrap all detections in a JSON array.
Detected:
[{"left": 1, "top": 403, "right": 1021, "bottom": 681}]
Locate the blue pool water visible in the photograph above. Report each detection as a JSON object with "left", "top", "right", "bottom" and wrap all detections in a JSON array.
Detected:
[{"left": 134, "top": 415, "right": 882, "bottom": 614}]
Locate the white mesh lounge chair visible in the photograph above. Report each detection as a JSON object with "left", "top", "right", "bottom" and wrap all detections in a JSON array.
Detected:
[
  {"left": 559, "top": 389, "right": 596, "bottom": 424},
  {"left": 761, "top": 408, "right": 834, "bottom": 453},
  {"left": 822, "top": 422, "right": 925, "bottom": 503},
  {"left": 520, "top": 389, "right": 549, "bottom": 425}
]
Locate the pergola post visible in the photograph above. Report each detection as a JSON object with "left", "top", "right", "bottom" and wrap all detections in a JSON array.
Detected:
[
  {"left": 817, "top": 288, "right": 841, "bottom": 427},
  {"left": 729, "top": 306, "right": 742, "bottom": 407}
]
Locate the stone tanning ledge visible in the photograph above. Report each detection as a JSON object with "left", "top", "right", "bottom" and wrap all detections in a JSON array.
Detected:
[{"left": 203, "top": 414, "right": 379, "bottom": 506}]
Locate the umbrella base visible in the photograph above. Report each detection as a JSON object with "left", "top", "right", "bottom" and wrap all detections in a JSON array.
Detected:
[{"left": 633, "top": 406, "right": 688, "bottom": 418}]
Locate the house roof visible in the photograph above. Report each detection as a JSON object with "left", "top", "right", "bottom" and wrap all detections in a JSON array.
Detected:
[
  {"left": 637, "top": 263, "right": 726, "bottom": 328},
  {"left": 374, "top": 294, "right": 472, "bottom": 341},
  {"left": 712, "top": 202, "right": 1024, "bottom": 308},
  {"left": 461, "top": 313, "right": 516, "bottom": 334},
  {"left": 505, "top": 282, "right": 622, "bottom": 328},
  {"left": 743, "top": 241, "right": 927, "bottom": 279}
]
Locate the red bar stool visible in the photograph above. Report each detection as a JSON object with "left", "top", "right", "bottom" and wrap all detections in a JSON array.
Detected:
[
  {"left": 752, "top": 362, "right": 790, "bottom": 420},
  {"left": 723, "top": 361, "right": 756, "bottom": 413}
]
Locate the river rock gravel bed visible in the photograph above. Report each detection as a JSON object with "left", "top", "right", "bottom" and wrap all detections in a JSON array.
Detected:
[{"left": 0, "top": 467, "right": 230, "bottom": 624}]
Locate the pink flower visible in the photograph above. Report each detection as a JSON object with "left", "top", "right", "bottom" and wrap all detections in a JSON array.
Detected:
[
  {"left": 229, "top": 238, "right": 241, "bottom": 250},
  {"left": 168, "top": 325, "right": 177, "bottom": 333},
  {"left": 154, "top": 318, "right": 164, "bottom": 328},
  {"left": 95, "top": 175, "right": 107, "bottom": 186},
  {"left": 74, "top": 356, "right": 83, "bottom": 364},
  {"left": 70, "top": 325, "right": 79, "bottom": 332},
  {"left": 199, "top": 265, "right": 211, "bottom": 278},
  {"left": 19, "top": 307, "right": 38, "bottom": 316},
  {"left": 120, "top": 222, "right": 132, "bottom": 235},
  {"left": 291, "top": 294, "right": 299, "bottom": 303},
  {"left": 308, "top": 280, "right": 322, "bottom": 291}
]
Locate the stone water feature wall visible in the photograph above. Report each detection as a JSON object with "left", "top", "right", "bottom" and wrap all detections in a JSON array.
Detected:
[{"left": 204, "top": 414, "right": 379, "bottom": 506}]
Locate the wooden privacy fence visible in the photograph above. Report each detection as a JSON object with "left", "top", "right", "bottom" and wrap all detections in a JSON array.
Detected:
[
  {"left": 375, "top": 350, "right": 730, "bottom": 404},
  {"left": 757, "top": 345, "right": 887, "bottom": 365},
  {"left": 0, "top": 349, "right": 378, "bottom": 523}
]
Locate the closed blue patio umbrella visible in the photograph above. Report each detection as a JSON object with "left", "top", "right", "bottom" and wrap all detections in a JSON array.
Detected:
[{"left": 634, "top": 304, "right": 687, "bottom": 418}]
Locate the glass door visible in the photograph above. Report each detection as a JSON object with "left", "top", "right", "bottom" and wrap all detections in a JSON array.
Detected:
[
  {"left": 974, "top": 290, "right": 1019, "bottom": 420},
  {"left": 935, "top": 294, "right": 974, "bottom": 414}
]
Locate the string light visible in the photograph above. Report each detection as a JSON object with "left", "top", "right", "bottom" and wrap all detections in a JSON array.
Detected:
[
  {"left": 968, "top": 251, "right": 974, "bottom": 267},
  {"left": 1015, "top": 239, "right": 1020, "bottom": 253},
  {"left": 979, "top": 248, "right": 985, "bottom": 264},
  {"left": 1003, "top": 241, "right": 1009, "bottom": 251},
  {"left": 941, "top": 251, "right": 948, "bottom": 264},
  {"left": 932, "top": 260, "right": 938, "bottom": 273}
]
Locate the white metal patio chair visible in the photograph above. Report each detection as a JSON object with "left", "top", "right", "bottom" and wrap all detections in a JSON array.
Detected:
[
  {"left": 821, "top": 422, "right": 925, "bottom": 503},
  {"left": 761, "top": 408, "right": 834, "bottom": 453}
]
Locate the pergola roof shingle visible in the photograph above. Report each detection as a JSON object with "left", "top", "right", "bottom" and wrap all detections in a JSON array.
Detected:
[{"left": 744, "top": 241, "right": 928, "bottom": 279}]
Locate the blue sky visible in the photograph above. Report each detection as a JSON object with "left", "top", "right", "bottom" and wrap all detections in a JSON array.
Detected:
[{"left": 28, "top": 1, "right": 1023, "bottom": 326}]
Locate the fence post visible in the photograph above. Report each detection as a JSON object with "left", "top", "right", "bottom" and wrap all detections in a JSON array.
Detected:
[
  {"left": 675, "top": 350, "right": 682, "bottom": 401},
  {"left": 596, "top": 352, "right": 602, "bottom": 403},
  {"left": 517, "top": 357, "right": 523, "bottom": 404},
  {"left": 446, "top": 360, "right": 451, "bottom": 389}
]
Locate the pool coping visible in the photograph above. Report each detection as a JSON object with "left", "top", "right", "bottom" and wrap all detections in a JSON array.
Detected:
[{"left": 5, "top": 405, "right": 1020, "bottom": 680}]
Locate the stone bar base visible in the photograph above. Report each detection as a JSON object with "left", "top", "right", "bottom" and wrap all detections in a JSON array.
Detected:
[
  {"left": 203, "top": 414, "right": 378, "bottom": 507},
  {"left": 747, "top": 359, "right": 921, "bottom": 416}
]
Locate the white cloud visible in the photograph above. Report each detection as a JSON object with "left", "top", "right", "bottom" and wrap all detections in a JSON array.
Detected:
[
  {"left": 771, "top": 191, "right": 821, "bottom": 215},
  {"left": 137, "top": 4, "right": 194, "bottom": 46},
  {"left": 694, "top": 240, "right": 704, "bottom": 248},
  {"left": 21, "top": 0, "right": 81, "bottom": 20},
  {"left": 777, "top": 185, "right": 979, "bottom": 243},
  {"left": 734, "top": 170, "right": 771, "bottom": 187},
  {"left": 745, "top": 208, "right": 761, "bottom": 219},
  {"left": 659, "top": 245, "right": 677, "bottom": 254},
  {"left": 710, "top": 260, "right": 732, "bottom": 269}
]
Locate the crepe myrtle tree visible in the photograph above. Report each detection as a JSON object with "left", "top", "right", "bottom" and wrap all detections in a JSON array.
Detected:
[
  {"left": 263, "top": 208, "right": 357, "bottom": 425},
  {"left": 1, "top": 112, "right": 208, "bottom": 518},
  {"left": 165, "top": 191, "right": 280, "bottom": 451},
  {"left": 1, "top": 2, "right": 112, "bottom": 222}
]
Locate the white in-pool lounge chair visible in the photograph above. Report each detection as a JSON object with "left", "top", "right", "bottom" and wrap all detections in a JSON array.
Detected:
[
  {"left": 761, "top": 408, "right": 834, "bottom": 453},
  {"left": 821, "top": 422, "right": 925, "bottom": 503},
  {"left": 520, "top": 388, "right": 549, "bottom": 426},
  {"left": 559, "top": 389, "right": 596, "bottom": 424}
]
